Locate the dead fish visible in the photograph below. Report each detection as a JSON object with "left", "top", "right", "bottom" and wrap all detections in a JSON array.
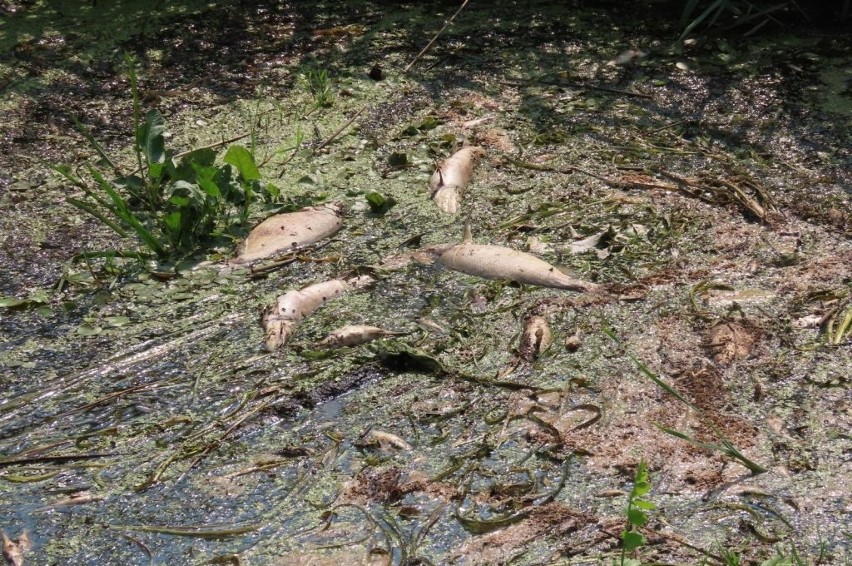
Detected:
[
  {"left": 262, "top": 275, "right": 373, "bottom": 351},
  {"left": 317, "top": 324, "right": 403, "bottom": 348},
  {"left": 428, "top": 146, "right": 486, "bottom": 214},
  {"left": 379, "top": 244, "right": 453, "bottom": 270},
  {"left": 233, "top": 203, "right": 344, "bottom": 264},
  {"left": 364, "top": 429, "right": 413, "bottom": 451},
  {"left": 2, "top": 530, "right": 27, "bottom": 566},
  {"left": 610, "top": 49, "right": 648, "bottom": 65},
  {"left": 439, "top": 227, "right": 601, "bottom": 292},
  {"left": 519, "top": 315, "right": 552, "bottom": 361}
]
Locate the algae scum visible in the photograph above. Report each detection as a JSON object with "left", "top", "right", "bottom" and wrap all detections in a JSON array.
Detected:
[{"left": 1, "top": 1, "right": 851, "bottom": 564}]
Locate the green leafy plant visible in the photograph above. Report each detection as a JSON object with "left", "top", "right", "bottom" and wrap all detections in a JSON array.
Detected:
[
  {"left": 619, "top": 459, "right": 656, "bottom": 566},
  {"left": 59, "top": 55, "right": 279, "bottom": 261}
]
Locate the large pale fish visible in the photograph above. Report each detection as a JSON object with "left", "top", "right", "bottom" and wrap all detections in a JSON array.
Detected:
[
  {"left": 262, "top": 275, "right": 373, "bottom": 351},
  {"left": 233, "top": 203, "right": 344, "bottom": 264},
  {"left": 428, "top": 146, "right": 486, "bottom": 214},
  {"left": 439, "top": 227, "right": 600, "bottom": 292}
]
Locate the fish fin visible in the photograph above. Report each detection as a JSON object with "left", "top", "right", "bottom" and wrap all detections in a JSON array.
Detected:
[{"left": 462, "top": 224, "right": 473, "bottom": 243}]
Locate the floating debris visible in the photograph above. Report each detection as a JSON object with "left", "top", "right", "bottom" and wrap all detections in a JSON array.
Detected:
[
  {"left": 439, "top": 227, "right": 600, "bottom": 292},
  {"left": 233, "top": 203, "right": 344, "bottom": 264},
  {"left": 428, "top": 146, "right": 486, "bottom": 213},
  {"left": 564, "top": 332, "right": 582, "bottom": 352},
  {"left": 262, "top": 275, "right": 373, "bottom": 351},
  {"left": 519, "top": 316, "right": 552, "bottom": 361}
]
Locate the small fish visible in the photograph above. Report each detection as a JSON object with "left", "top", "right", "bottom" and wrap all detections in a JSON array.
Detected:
[
  {"left": 439, "top": 227, "right": 601, "bottom": 292},
  {"left": 519, "top": 316, "right": 552, "bottom": 361},
  {"left": 317, "top": 324, "right": 402, "bottom": 348},
  {"left": 610, "top": 49, "right": 648, "bottom": 66},
  {"left": 428, "top": 146, "right": 486, "bottom": 214},
  {"left": 263, "top": 275, "right": 373, "bottom": 351},
  {"left": 364, "top": 429, "right": 413, "bottom": 451},
  {"left": 233, "top": 203, "right": 344, "bottom": 264}
]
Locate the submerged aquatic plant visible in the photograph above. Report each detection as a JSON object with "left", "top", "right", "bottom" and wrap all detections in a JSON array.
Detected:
[{"left": 59, "top": 55, "right": 279, "bottom": 261}]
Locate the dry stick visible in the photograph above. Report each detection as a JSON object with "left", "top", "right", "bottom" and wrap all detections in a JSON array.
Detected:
[
  {"left": 576, "top": 83, "right": 653, "bottom": 99},
  {"left": 648, "top": 118, "right": 690, "bottom": 134},
  {"left": 503, "top": 155, "right": 620, "bottom": 186},
  {"left": 500, "top": 77, "right": 652, "bottom": 99},
  {"left": 404, "top": 0, "right": 470, "bottom": 72},
  {"left": 173, "top": 132, "right": 251, "bottom": 160},
  {"left": 311, "top": 105, "right": 366, "bottom": 155}
]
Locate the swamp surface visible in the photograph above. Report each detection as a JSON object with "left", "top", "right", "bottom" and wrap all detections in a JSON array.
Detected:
[{"left": 0, "top": 1, "right": 850, "bottom": 564}]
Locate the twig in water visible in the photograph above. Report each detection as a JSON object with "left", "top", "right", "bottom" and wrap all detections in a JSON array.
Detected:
[
  {"left": 404, "top": 0, "right": 470, "bottom": 72},
  {"left": 312, "top": 106, "right": 366, "bottom": 154},
  {"left": 648, "top": 119, "right": 690, "bottom": 134}
]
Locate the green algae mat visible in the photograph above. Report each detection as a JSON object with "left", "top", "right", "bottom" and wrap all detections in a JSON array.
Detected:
[{"left": 1, "top": 1, "right": 850, "bottom": 564}]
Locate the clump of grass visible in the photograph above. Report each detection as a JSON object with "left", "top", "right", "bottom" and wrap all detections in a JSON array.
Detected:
[
  {"left": 57, "top": 55, "right": 279, "bottom": 261},
  {"left": 678, "top": 0, "right": 849, "bottom": 39},
  {"left": 301, "top": 65, "right": 334, "bottom": 108}
]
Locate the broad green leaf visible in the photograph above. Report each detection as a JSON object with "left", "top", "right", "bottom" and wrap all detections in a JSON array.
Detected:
[
  {"left": 759, "top": 559, "right": 793, "bottom": 566},
  {"left": 164, "top": 211, "right": 182, "bottom": 232},
  {"left": 633, "top": 499, "right": 656, "bottom": 510},
  {"left": 632, "top": 481, "right": 651, "bottom": 498},
  {"left": 136, "top": 110, "right": 166, "bottom": 165},
  {"left": 0, "top": 297, "right": 28, "bottom": 308},
  {"left": 169, "top": 195, "right": 191, "bottom": 207},
  {"left": 622, "top": 531, "right": 645, "bottom": 552},
  {"left": 627, "top": 508, "right": 648, "bottom": 527},
  {"left": 197, "top": 176, "right": 221, "bottom": 198},
  {"left": 180, "top": 148, "right": 217, "bottom": 168},
  {"left": 224, "top": 145, "right": 260, "bottom": 181},
  {"left": 148, "top": 161, "right": 166, "bottom": 181},
  {"left": 366, "top": 191, "right": 398, "bottom": 214}
]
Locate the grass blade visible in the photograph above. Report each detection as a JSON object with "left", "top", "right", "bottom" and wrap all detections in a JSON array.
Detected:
[
  {"left": 679, "top": 0, "right": 728, "bottom": 39},
  {"left": 66, "top": 198, "right": 128, "bottom": 237},
  {"left": 88, "top": 166, "right": 166, "bottom": 257},
  {"left": 70, "top": 115, "right": 122, "bottom": 176}
]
